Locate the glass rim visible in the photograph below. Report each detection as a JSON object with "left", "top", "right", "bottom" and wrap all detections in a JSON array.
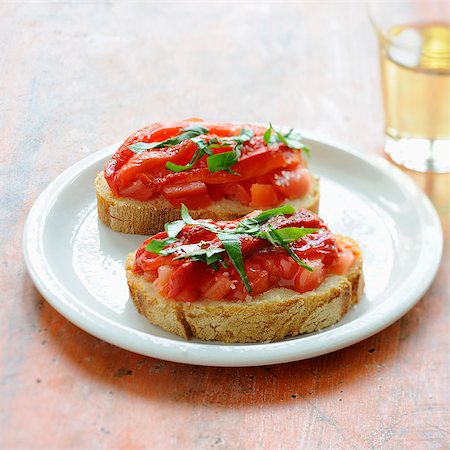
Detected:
[
  {"left": 365, "top": 0, "right": 450, "bottom": 58},
  {"left": 367, "top": 2, "right": 450, "bottom": 55}
]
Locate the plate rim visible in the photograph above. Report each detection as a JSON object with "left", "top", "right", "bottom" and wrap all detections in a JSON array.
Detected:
[{"left": 23, "top": 133, "right": 443, "bottom": 367}]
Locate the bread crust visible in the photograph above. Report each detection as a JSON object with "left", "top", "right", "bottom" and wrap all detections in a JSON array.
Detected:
[
  {"left": 126, "top": 237, "right": 364, "bottom": 343},
  {"left": 95, "top": 172, "right": 320, "bottom": 235}
]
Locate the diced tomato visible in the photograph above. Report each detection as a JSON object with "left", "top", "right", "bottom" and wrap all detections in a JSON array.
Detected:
[
  {"left": 203, "top": 274, "right": 233, "bottom": 300},
  {"left": 206, "top": 185, "right": 225, "bottom": 201},
  {"left": 280, "top": 257, "right": 299, "bottom": 281},
  {"left": 154, "top": 265, "right": 177, "bottom": 294},
  {"left": 162, "top": 181, "right": 206, "bottom": 199},
  {"left": 143, "top": 271, "right": 157, "bottom": 282},
  {"left": 291, "top": 230, "right": 338, "bottom": 264},
  {"left": 294, "top": 260, "right": 325, "bottom": 294},
  {"left": 105, "top": 120, "right": 312, "bottom": 207},
  {"left": 240, "top": 235, "right": 270, "bottom": 256},
  {"left": 229, "top": 282, "right": 247, "bottom": 301},
  {"left": 198, "top": 275, "right": 217, "bottom": 297},
  {"left": 251, "top": 183, "right": 279, "bottom": 207},
  {"left": 214, "top": 183, "right": 252, "bottom": 205},
  {"left": 119, "top": 177, "right": 155, "bottom": 201},
  {"left": 247, "top": 268, "right": 270, "bottom": 296},
  {"left": 132, "top": 209, "right": 349, "bottom": 303},
  {"left": 162, "top": 181, "right": 212, "bottom": 209},
  {"left": 257, "top": 256, "right": 281, "bottom": 285},
  {"left": 166, "top": 196, "right": 212, "bottom": 209},
  {"left": 273, "top": 167, "right": 311, "bottom": 199},
  {"left": 175, "top": 289, "right": 198, "bottom": 302},
  {"left": 165, "top": 262, "right": 200, "bottom": 298},
  {"left": 329, "top": 245, "right": 355, "bottom": 275},
  {"left": 137, "top": 254, "right": 177, "bottom": 272}
]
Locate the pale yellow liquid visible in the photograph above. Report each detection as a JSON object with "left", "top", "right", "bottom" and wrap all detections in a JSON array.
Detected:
[{"left": 380, "top": 23, "right": 450, "bottom": 141}]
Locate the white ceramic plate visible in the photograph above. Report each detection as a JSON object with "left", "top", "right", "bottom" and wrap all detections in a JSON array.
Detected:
[{"left": 23, "top": 136, "right": 443, "bottom": 367}]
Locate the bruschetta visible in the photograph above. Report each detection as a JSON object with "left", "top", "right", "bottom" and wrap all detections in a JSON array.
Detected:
[
  {"left": 96, "top": 120, "right": 319, "bottom": 235},
  {"left": 126, "top": 205, "right": 364, "bottom": 343}
]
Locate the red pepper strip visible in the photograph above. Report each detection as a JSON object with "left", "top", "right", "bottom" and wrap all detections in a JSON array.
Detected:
[
  {"left": 105, "top": 122, "right": 187, "bottom": 195},
  {"left": 161, "top": 148, "right": 301, "bottom": 186},
  {"left": 114, "top": 139, "right": 199, "bottom": 192},
  {"left": 107, "top": 121, "right": 245, "bottom": 181},
  {"left": 105, "top": 121, "right": 266, "bottom": 195}
]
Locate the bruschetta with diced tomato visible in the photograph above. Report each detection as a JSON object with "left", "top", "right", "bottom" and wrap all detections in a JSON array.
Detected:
[
  {"left": 96, "top": 120, "right": 319, "bottom": 235},
  {"left": 126, "top": 205, "right": 363, "bottom": 343}
]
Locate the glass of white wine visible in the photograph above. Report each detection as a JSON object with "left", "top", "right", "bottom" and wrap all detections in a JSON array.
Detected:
[{"left": 369, "top": 0, "right": 450, "bottom": 173}]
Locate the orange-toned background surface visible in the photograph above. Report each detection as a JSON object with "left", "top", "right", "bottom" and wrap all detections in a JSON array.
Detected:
[{"left": 1, "top": 2, "right": 448, "bottom": 449}]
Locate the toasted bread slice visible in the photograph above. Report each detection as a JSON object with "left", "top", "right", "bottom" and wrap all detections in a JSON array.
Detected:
[
  {"left": 126, "top": 236, "right": 363, "bottom": 343},
  {"left": 96, "top": 172, "right": 320, "bottom": 235}
]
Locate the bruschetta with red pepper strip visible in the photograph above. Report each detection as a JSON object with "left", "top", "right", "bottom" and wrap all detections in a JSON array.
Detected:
[
  {"left": 126, "top": 205, "right": 363, "bottom": 343},
  {"left": 96, "top": 120, "right": 319, "bottom": 235}
]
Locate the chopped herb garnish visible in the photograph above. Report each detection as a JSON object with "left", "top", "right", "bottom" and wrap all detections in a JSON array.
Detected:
[
  {"left": 129, "top": 125, "right": 254, "bottom": 174},
  {"left": 263, "top": 123, "right": 310, "bottom": 156},
  {"left": 164, "top": 219, "right": 185, "bottom": 238},
  {"left": 238, "top": 205, "right": 296, "bottom": 230},
  {"left": 258, "top": 225, "right": 314, "bottom": 271},
  {"left": 207, "top": 151, "right": 239, "bottom": 173},
  {"left": 158, "top": 242, "right": 226, "bottom": 271},
  {"left": 180, "top": 203, "right": 195, "bottom": 224},
  {"left": 165, "top": 137, "right": 212, "bottom": 172},
  {"left": 258, "top": 227, "right": 318, "bottom": 244},
  {"left": 128, "top": 125, "right": 208, "bottom": 153},
  {"left": 146, "top": 237, "right": 178, "bottom": 254},
  {"left": 206, "top": 128, "right": 253, "bottom": 174},
  {"left": 179, "top": 203, "right": 220, "bottom": 233},
  {"left": 217, "top": 232, "right": 251, "bottom": 293},
  {"left": 130, "top": 123, "right": 310, "bottom": 175},
  {"left": 166, "top": 127, "right": 253, "bottom": 175},
  {"left": 147, "top": 204, "right": 320, "bottom": 293}
]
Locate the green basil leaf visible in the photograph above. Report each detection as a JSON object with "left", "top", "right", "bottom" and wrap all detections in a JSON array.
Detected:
[
  {"left": 162, "top": 243, "right": 199, "bottom": 257},
  {"left": 205, "top": 128, "right": 252, "bottom": 173},
  {"left": 179, "top": 125, "right": 209, "bottom": 138},
  {"left": 274, "top": 129, "right": 289, "bottom": 146},
  {"left": 146, "top": 237, "right": 177, "bottom": 254},
  {"left": 207, "top": 151, "right": 239, "bottom": 173},
  {"left": 259, "top": 227, "right": 313, "bottom": 271},
  {"left": 238, "top": 205, "right": 296, "bottom": 230},
  {"left": 263, "top": 124, "right": 310, "bottom": 155},
  {"left": 164, "top": 125, "right": 208, "bottom": 147},
  {"left": 283, "top": 129, "right": 310, "bottom": 153},
  {"left": 166, "top": 137, "right": 212, "bottom": 173},
  {"left": 169, "top": 244, "right": 226, "bottom": 271},
  {"left": 180, "top": 203, "right": 195, "bottom": 225},
  {"left": 220, "top": 128, "right": 253, "bottom": 145},
  {"left": 258, "top": 227, "right": 319, "bottom": 243},
  {"left": 165, "top": 160, "right": 195, "bottom": 172},
  {"left": 263, "top": 126, "right": 272, "bottom": 145},
  {"left": 217, "top": 232, "right": 251, "bottom": 293},
  {"left": 173, "top": 246, "right": 225, "bottom": 260},
  {"left": 128, "top": 142, "right": 157, "bottom": 153},
  {"left": 128, "top": 125, "right": 208, "bottom": 153},
  {"left": 178, "top": 204, "right": 221, "bottom": 234},
  {"left": 238, "top": 128, "right": 254, "bottom": 141},
  {"left": 164, "top": 220, "right": 185, "bottom": 238}
]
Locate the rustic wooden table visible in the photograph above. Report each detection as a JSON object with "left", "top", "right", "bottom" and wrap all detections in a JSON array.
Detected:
[{"left": 1, "top": 2, "right": 448, "bottom": 449}]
